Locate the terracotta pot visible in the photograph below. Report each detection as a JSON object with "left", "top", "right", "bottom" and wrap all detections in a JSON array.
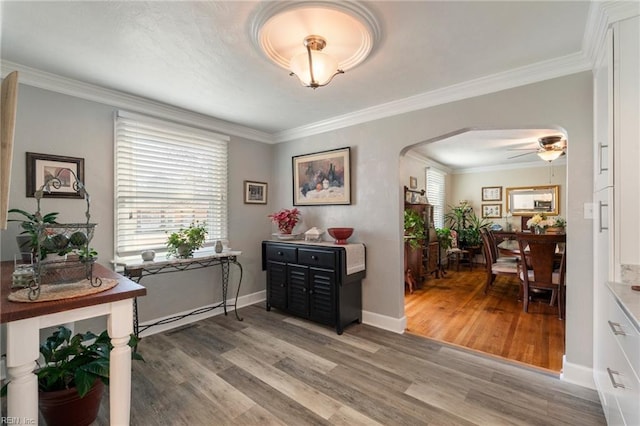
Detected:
[{"left": 39, "top": 380, "right": 104, "bottom": 426}]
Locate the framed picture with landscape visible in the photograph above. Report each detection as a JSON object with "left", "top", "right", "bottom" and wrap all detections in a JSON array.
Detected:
[{"left": 292, "top": 147, "right": 351, "bottom": 206}]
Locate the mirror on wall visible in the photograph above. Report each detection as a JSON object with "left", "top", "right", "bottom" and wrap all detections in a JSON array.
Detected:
[{"left": 506, "top": 185, "right": 559, "bottom": 216}]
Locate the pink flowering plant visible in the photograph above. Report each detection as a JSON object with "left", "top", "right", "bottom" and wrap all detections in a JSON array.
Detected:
[{"left": 269, "top": 208, "right": 300, "bottom": 234}]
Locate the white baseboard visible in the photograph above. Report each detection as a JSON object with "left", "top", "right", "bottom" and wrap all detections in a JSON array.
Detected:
[
  {"left": 561, "top": 354, "right": 595, "bottom": 389},
  {"left": 362, "top": 310, "right": 406, "bottom": 334},
  {"left": 139, "top": 290, "right": 266, "bottom": 337}
]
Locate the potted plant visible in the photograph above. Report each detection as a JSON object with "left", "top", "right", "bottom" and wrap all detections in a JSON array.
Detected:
[
  {"left": 166, "top": 221, "right": 208, "bottom": 258},
  {"left": 8, "top": 208, "right": 59, "bottom": 260},
  {"left": 546, "top": 216, "right": 566, "bottom": 234},
  {"left": 1, "top": 326, "right": 142, "bottom": 426},
  {"left": 403, "top": 209, "right": 425, "bottom": 249},
  {"left": 268, "top": 208, "right": 301, "bottom": 234}
]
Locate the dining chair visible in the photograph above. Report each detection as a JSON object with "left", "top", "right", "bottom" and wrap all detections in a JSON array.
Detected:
[
  {"left": 481, "top": 229, "right": 519, "bottom": 294},
  {"left": 487, "top": 230, "right": 519, "bottom": 263},
  {"left": 516, "top": 233, "right": 567, "bottom": 319},
  {"left": 446, "top": 230, "right": 471, "bottom": 271}
]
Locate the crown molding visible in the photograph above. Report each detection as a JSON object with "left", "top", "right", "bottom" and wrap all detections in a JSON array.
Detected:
[
  {"left": 583, "top": 1, "right": 640, "bottom": 68},
  {"left": 274, "top": 52, "right": 591, "bottom": 142},
  {"left": 0, "top": 61, "right": 275, "bottom": 144}
]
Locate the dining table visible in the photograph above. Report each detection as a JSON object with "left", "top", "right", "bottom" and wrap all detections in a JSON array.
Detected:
[{"left": 497, "top": 237, "right": 565, "bottom": 257}]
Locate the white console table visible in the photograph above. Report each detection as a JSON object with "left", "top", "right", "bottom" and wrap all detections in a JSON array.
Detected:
[{"left": 1, "top": 261, "right": 146, "bottom": 425}]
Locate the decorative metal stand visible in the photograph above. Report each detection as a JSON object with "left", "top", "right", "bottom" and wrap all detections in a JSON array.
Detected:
[
  {"left": 124, "top": 253, "right": 243, "bottom": 337},
  {"left": 26, "top": 168, "right": 101, "bottom": 300}
]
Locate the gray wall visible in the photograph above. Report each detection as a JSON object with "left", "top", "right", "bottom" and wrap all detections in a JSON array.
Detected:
[
  {"left": 1, "top": 71, "right": 594, "bottom": 386},
  {"left": 1, "top": 84, "right": 273, "bottom": 331},
  {"left": 272, "top": 72, "right": 593, "bottom": 384}
]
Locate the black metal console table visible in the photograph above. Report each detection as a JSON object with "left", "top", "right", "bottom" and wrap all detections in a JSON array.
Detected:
[{"left": 123, "top": 252, "right": 243, "bottom": 337}]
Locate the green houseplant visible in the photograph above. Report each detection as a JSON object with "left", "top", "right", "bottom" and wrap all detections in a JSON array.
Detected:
[
  {"left": 166, "top": 221, "right": 208, "bottom": 258},
  {"left": 403, "top": 209, "right": 426, "bottom": 249},
  {"left": 2, "top": 326, "right": 142, "bottom": 426},
  {"left": 8, "top": 208, "right": 59, "bottom": 260},
  {"left": 444, "top": 202, "right": 491, "bottom": 248}
]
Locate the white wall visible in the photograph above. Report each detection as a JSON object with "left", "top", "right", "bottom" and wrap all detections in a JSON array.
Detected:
[{"left": 272, "top": 72, "right": 593, "bottom": 385}]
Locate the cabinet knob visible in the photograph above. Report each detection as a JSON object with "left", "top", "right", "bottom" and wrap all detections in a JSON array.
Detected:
[
  {"left": 277, "top": 251, "right": 284, "bottom": 256},
  {"left": 311, "top": 255, "right": 318, "bottom": 260}
]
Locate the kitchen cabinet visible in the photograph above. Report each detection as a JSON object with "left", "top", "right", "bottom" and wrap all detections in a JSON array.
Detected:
[
  {"left": 262, "top": 241, "right": 366, "bottom": 334},
  {"left": 593, "top": 13, "right": 640, "bottom": 425}
]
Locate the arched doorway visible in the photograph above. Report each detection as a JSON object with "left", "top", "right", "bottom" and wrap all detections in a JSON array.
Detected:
[{"left": 400, "top": 127, "right": 568, "bottom": 373}]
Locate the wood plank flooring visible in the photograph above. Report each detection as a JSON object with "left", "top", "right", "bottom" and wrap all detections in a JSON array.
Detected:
[
  {"left": 90, "top": 304, "right": 602, "bottom": 425},
  {"left": 404, "top": 268, "right": 565, "bottom": 373}
]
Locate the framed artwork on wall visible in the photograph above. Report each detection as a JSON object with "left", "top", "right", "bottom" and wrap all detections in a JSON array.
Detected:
[
  {"left": 482, "top": 186, "right": 502, "bottom": 201},
  {"left": 409, "top": 176, "right": 418, "bottom": 189},
  {"left": 26, "top": 152, "right": 85, "bottom": 199},
  {"left": 292, "top": 147, "right": 351, "bottom": 206},
  {"left": 243, "top": 180, "right": 267, "bottom": 204},
  {"left": 482, "top": 204, "right": 502, "bottom": 218}
]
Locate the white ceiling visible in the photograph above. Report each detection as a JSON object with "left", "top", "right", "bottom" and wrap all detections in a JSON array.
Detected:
[{"left": 1, "top": 1, "right": 595, "bottom": 169}]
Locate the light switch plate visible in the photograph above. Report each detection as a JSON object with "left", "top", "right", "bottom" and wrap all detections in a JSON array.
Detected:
[{"left": 584, "top": 202, "right": 594, "bottom": 219}]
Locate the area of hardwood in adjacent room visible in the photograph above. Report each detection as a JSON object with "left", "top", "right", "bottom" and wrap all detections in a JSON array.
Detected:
[{"left": 404, "top": 268, "right": 565, "bottom": 373}]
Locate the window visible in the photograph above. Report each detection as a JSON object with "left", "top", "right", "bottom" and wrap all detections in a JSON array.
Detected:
[
  {"left": 114, "top": 111, "right": 229, "bottom": 260},
  {"left": 426, "top": 167, "right": 446, "bottom": 228}
]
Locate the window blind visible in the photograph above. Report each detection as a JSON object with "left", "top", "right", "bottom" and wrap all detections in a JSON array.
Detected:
[
  {"left": 426, "top": 167, "right": 446, "bottom": 228},
  {"left": 114, "top": 111, "right": 229, "bottom": 259}
]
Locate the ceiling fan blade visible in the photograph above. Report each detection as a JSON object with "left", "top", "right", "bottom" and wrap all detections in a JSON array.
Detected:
[{"left": 507, "top": 151, "right": 535, "bottom": 159}]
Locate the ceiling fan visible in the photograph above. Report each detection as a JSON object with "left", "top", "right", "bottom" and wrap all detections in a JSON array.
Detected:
[{"left": 508, "top": 135, "right": 567, "bottom": 161}]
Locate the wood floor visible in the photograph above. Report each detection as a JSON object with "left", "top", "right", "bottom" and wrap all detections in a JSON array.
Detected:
[
  {"left": 89, "top": 304, "right": 603, "bottom": 425},
  {"left": 404, "top": 267, "right": 566, "bottom": 373}
]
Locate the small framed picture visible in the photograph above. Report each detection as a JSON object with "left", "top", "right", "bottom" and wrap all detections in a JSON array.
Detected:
[
  {"left": 482, "top": 204, "right": 502, "bottom": 218},
  {"left": 26, "top": 152, "right": 85, "bottom": 199},
  {"left": 482, "top": 186, "right": 502, "bottom": 201},
  {"left": 409, "top": 176, "right": 418, "bottom": 189},
  {"left": 243, "top": 180, "right": 268, "bottom": 204}
]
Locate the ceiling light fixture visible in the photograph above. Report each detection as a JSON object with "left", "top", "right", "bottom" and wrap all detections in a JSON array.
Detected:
[
  {"left": 537, "top": 149, "right": 564, "bottom": 162},
  {"left": 289, "top": 35, "right": 343, "bottom": 88},
  {"left": 251, "top": 2, "right": 380, "bottom": 89}
]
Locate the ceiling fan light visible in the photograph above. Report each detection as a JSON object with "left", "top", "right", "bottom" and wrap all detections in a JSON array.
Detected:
[{"left": 537, "top": 149, "right": 563, "bottom": 162}]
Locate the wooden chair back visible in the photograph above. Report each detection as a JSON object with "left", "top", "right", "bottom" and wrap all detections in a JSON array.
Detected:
[{"left": 516, "top": 233, "right": 565, "bottom": 285}]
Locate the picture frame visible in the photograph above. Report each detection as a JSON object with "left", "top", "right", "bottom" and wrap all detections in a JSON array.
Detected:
[
  {"left": 482, "top": 204, "right": 502, "bottom": 218},
  {"left": 243, "top": 180, "right": 267, "bottom": 204},
  {"left": 292, "top": 147, "right": 351, "bottom": 206},
  {"left": 482, "top": 186, "right": 502, "bottom": 201},
  {"left": 409, "top": 176, "right": 418, "bottom": 189},
  {"left": 26, "top": 152, "right": 85, "bottom": 199}
]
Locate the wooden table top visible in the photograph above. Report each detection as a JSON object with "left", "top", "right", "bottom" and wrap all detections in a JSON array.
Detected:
[{"left": 1, "top": 261, "right": 147, "bottom": 324}]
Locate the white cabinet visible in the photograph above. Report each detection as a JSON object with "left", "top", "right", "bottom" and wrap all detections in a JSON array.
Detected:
[
  {"left": 599, "top": 285, "right": 640, "bottom": 426},
  {"left": 594, "top": 14, "right": 640, "bottom": 425},
  {"left": 614, "top": 16, "right": 640, "bottom": 270},
  {"left": 593, "top": 28, "right": 613, "bottom": 192}
]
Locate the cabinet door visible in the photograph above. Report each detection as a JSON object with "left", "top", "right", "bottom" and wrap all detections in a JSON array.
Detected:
[
  {"left": 287, "top": 265, "right": 309, "bottom": 317},
  {"left": 615, "top": 16, "right": 640, "bottom": 267},
  {"left": 266, "top": 261, "right": 288, "bottom": 310},
  {"left": 594, "top": 27, "right": 613, "bottom": 192},
  {"left": 309, "top": 267, "right": 336, "bottom": 325}
]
